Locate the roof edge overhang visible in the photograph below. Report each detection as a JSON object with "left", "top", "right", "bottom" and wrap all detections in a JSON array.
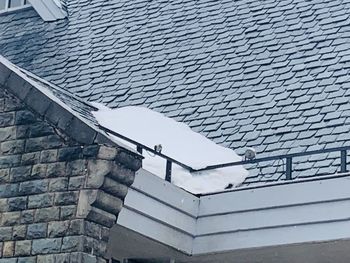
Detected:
[
  {"left": 29, "top": 0, "right": 66, "bottom": 21},
  {"left": 111, "top": 169, "right": 350, "bottom": 262},
  {"left": 0, "top": 55, "right": 141, "bottom": 164}
]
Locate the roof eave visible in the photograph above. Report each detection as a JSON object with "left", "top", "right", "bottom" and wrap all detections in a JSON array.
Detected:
[{"left": 0, "top": 55, "right": 142, "bottom": 162}]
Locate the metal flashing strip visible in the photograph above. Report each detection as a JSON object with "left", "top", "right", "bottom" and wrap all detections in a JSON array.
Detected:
[{"left": 29, "top": 0, "right": 66, "bottom": 21}]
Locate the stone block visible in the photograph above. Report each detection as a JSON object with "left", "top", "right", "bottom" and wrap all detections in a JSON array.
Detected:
[
  {"left": 0, "top": 258, "right": 17, "bottom": 263},
  {"left": 2, "top": 241, "right": 14, "bottom": 257},
  {"left": 102, "top": 177, "right": 128, "bottom": 198},
  {"left": 20, "top": 210, "right": 34, "bottom": 224},
  {"left": 95, "top": 191, "right": 123, "bottom": 215},
  {"left": 0, "top": 140, "right": 25, "bottom": 155},
  {"left": 7, "top": 196, "right": 27, "bottom": 211},
  {"left": 27, "top": 223, "right": 47, "bottom": 239},
  {"left": 60, "top": 205, "right": 76, "bottom": 220},
  {"left": 68, "top": 252, "right": 98, "bottom": 263},
  {"left": 82, "top": 145, "right": 99, "bottom": 157},
  {"left": 25, "top": 135, "right": 63, "bottom": 152},
  {"left": 31, "top": 163, "right": 48, "bottom": 179},
  {"left": 58, "top": 147, "right": 83, "bottom": 161},
  {"left": 115, "top": 150, "right": 142, "bottom": 171},
  {"left": 19, "top": 179, "right": 48, "bottom": 195},
  {"left": 97, "top": 146, "right": 118, "bottom": 160},
  {"left": 0, "top": 127, "right": 16, "bottom": 142},
  {"left": 85, "top": 207, "right": 116, "bottom": 228},
  {"left": 14, "top": 240, "right": 31, "bottom": 256},
  {"left": 0, "top": 198, "right": 8, "bottom": 212},
  {"left": 0, "top": 169, "right": 9, "bottom": 183},
  {"left": 64, "top": 117, "right": 96, "bottom": 145},
  {"left": 0, "top": 184, "right": 19, "bottom": 198},
  {"left": 1, "top": 212, "right": 20, "bottom": 226},
  {"left": 61, "top": 236, "right": 84, "bottom": 252},
  {"left": 17, "top": 257, "right": 36, "bottom": 263},
  {"left": 54, "top": 253, "right": 71, "bottom": 263},
  {"left": 67, "top": 219, "right": 84, "bottom": 236},
  {"left": 110, "top": 163, "right": 135, "bottom": 186},
  {"left": 0, "top": 227, "right": 12, "bottom": 241},
  {"left": 34, "top": 207, "right": 59, "bottom": 223},
  {"left": 68, "top": 176, "right": 85, "bottom": 190},
  {"left": 86, "top": 160, "right": 112, "bottom": 188},
  {"left": 0, "top": 63, "right": 11, "bottom": 85},
  {"left": 0, "top": 155, "right": 21, "bottom": 169},
  {"left": 28, "top": 193, "right": 54, "bottom": 209},
  {"left": 12, "top": 225, "right": 26, "bottom": 240},
  {"left": 66, "top": 160, "right": 86, "bottom": 176},
  {"left": 49, "top": 178, "right": 68, "bottom": 192},
  {"left": 24, "top": 88, "right": 52, "bottom": 117},
  {"left": 9, "top": 166, "right": 32, "bottom": 183},
  {"left": 37, "top": 255, "right": 55, "bottom": 263},
  {"left": 0, "top": 112, "right": 15, "bottom": 128},
  {"left": 47, "top": 162, "right": 66, "bottom": 178},
  {"left": 84, "top": 221, "right": 101, "bottom": 239},
  {"left": 15, "top": 110, "right": 36, "bottom": 125},
  {"left": 32, "top": 238, "right": 62, "bottom": 254},
  {"left": 40, "top": 149, "right": 58, "bottom": 163},
  {"left": 48, "top": 221, "right": 69, "bottom": 238},
  {"left": 54, "top": 191, "right": 79, "bottom": 206},
  {"left": 5, "top": 74, "right": 30, "bottom": 101},
  {"left": 21, "top": 152, "right": 41, "bottom": 165}
]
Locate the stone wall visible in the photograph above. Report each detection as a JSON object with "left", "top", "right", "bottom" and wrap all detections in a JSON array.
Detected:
[{"left": 0, "top": 87, "right": 141, "bottom": 263}]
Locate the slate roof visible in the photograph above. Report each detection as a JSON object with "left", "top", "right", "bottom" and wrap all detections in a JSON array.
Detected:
[{"left": 1, "top": 0, "right": 350, "bottom": 184}]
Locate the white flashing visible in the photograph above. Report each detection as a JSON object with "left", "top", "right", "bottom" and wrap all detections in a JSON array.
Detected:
[{"left": 29, "top": 0, "right": 66, "bottom": 21}]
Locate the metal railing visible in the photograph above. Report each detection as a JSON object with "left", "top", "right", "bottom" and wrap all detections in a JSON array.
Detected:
[{"left": 99, "top": 125, "right": 349, "bottom": 182}]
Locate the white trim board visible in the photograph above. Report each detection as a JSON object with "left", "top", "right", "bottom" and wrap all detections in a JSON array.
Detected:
[
  {"left": 29, "top": 0, "right": 66, "bottom": 21},
  {"left": 114, "top": 170, "right": 350, "bottom": 261}
]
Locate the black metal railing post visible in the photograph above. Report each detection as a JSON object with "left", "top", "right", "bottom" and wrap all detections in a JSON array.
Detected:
[
  {"left": 165, "top": 160, "right": 172, "bottom": 182},
  {"left": 136, "top": 145, "right": 143, "bottom": 154},
  {"left": 286, "top": 157, "right": 292, "bottom": 180},
  {"left": 341, "top": 150, "right": 347, "bottom": 173}
]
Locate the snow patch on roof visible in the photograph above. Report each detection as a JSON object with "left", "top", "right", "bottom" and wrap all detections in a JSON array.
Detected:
[{"left": 92, "top": 104, "right": 248, "bottom": 194}]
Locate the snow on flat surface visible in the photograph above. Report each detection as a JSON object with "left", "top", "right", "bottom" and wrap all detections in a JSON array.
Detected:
[{"left": 92, "top": 104, "right": 248, "bottom": 194}]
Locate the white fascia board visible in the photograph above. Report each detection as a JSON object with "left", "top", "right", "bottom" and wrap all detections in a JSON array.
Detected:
[
  {"left": 116, "top": 171, "right": 350, "bottom": 257},
  {"left": 29, "top": 0, "right": 66, "bottom": 21}
]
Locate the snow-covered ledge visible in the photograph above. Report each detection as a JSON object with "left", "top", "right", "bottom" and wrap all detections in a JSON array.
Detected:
[
  {"left": 108, "top": 170, "right": 350, "bottom": 262},
  {"left": 92, "top": 104, "right": 248, "bottom": 194},
  {"left": 29, "top": 0, "right": 66, "bottom": 21}
]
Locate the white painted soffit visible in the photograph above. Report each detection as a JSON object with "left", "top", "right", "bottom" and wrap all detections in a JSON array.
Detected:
[{"left": 29, "top": 0, "right": 66, "bottom": 21}]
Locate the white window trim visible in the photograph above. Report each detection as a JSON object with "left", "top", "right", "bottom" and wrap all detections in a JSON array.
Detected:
[{"left": 0, "top": 0, "right": 31, "bottom": 14}]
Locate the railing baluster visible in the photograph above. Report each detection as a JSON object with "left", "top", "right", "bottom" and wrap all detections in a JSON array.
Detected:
[
  {"left": 165, "top": 160, "right": 172, "bottom": 182},
  {"left": 341, "top": 150, "right": 347, "bottom": 173},
  {"left": 286, "top": 157, "right": 292, "bottom": 180},
  {"left": 136, "top": 145, "right": 143, "bottom": 154}
]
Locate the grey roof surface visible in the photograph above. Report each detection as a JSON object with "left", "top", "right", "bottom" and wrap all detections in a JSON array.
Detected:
[{"left": 1, "top": 0, "right": 350, "bottom": 184}]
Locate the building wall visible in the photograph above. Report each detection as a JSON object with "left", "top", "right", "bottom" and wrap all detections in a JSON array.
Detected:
[{"left": 0, "top": 87, "right": 141, "bottom": 263}]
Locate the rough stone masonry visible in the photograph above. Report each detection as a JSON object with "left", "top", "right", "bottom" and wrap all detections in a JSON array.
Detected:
[{"left": 0, "top": 86, "right": 142, "bottom": 263}]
